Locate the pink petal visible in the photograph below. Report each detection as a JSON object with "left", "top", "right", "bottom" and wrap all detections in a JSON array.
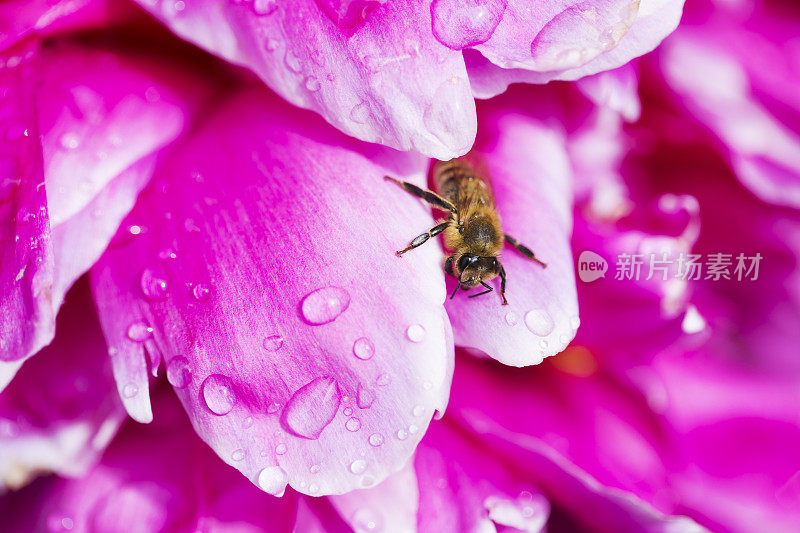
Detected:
[
  {"left": 575, "top": 64, "right": 641, "bottom": 122},
  {"left": 133, "top": 0, "right": 476, "bottom": 158},
  {"left": 443, "top": 105, "right": 578, "bottom": 366},
  {"left": 0, "top": 388, "right": 299, "bottom": 532},
  {"left": 465, "top": 0, "right": 685, "bottom": 95},
  {"left": 0, "top": 42, "right": 55, "bottom": 381},
  {"left": 90, "top": 87, "right": 453, "bottom": 496},
  {"left": 0, "top": 279, "right": 124, "bottom": 489}
]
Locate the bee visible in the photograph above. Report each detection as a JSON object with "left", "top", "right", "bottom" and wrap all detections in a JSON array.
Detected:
[{"left": 385, "top": 158, "right": 546, "bottom": 305}]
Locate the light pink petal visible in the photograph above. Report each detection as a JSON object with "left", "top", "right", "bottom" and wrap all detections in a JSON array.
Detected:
[
  {"left": 133, "top": 0, "right": 475, "bottom": 159},
  {"left": 465, "top": 0, "right": 684, "bottom": 95},
  {"left": 0, "top": 279, "right": 124, "bottom": 490},
  {"left": 0, "top": 388, "right": 299, "bottom": 532},
  {"left": 0, "top": 42, "right": 55, "bottom": 380},
  {"left": 90, "top": 87, "right": 453, "bottom": 496},
  {"left": 444, "top": 109, "right": 578, "bottom": 366},
  {"left": 575, "top": 64, "right": 641, "bottom": 122},
  {"left": 416, "top": 422, "right": 550, "bottom": 533}
]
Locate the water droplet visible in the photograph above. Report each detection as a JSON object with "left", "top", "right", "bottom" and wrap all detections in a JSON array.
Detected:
[
  {"left": 166, "top": 357, "right": 192, "bottom": 389},
  {"left": 505, "top": 312, "right": 518, "bottom": 326},
  {"left": 201, "top": 374, "right": 237, "bottom": 415},
  {"left": 265, "top": 38, "right": 280, "bottom": 51},
  {"left": 349, "top": 101, "right": 370, "bottom": 124},
  {"left": 122, "top": 383, "right": 138, "bottom": 398},
  {"left": 15, "top": 207, "right": 32, "bottom": 225},
  {"left": 257, "top": 466, "right": 288, "bottom": 496},
  {"left": 539, "top": 339, "right": 549, "bottom": 349},
  {"left": 343, "top": 406, "right": 353, "bottom": 416},
  {"left": 408, "top": 424, "right": 419, "bottom": 434},
  {"left": 275, "top": 443, "right": 288, "bottom": 455},
  {"left": 232, "top": 449, "right": 245, "bottom": 461},
  {"left": 350, "top": 459, "right": 367, "bottom": 474},
  {"left": 60, "top": 132, "right": 80, "bottom": 150},
  {"left": 310, "top": 464, "right": 321, "bottom": 474},
  {"left": 267, "top": 401, "right": 281, "bottom": 414},
  {"left": 243, "top": 416, "right": 255, "bottom": 428},
  {"left": 524, "top": 309, "right": 555, "bottom": 336},
  {"left": 304, "top": 76, "right": 321, "bottom": 92},
  {"left": 284, "top": 50, "right": 302, "bottom": 73},
  {"left": 263, "top": 335, "right": 284, "bottom": 351},
  {"left": 431, "top": 0, "right": 507, "bottom": 50},
  {"left": 192, "top": 283, "right": 210, "bottom": 301},
  {"left": 301, "top": 287, "right": 350, "bottom": 324},
  {"left": 396, "top": 428, "right": 408, "bottom": 440},
  {"left": 412, "top": 405, "right": 424, "bottom": 417},
  {"left": 140, "top": 268, "right": 168, "bottom": 301},
  {"left": 345, "top": 417, "right": 362, "bottom": 431},
  {"left": 356, "top": 384, "right": 375, "bottom": 408},
  {"left": 353, "top": 337, "right": 375, "bottom": 360},
  {"left": 422, "top": 381, "right": 432, "bottom": 390},
  {"left": 559, "top": 333, "right": 569, "bottom": 345},
  {"left": 406, "top": 324, "right": 426, "bottom": 342},
  {"left": 157, "top": 248, "right": 177, "bottom": 261},
  {"left": 252, "top": 0, "right": 278, "bottom": 15},
  {"left": 308, "top": 483, "right": 320, "bottom": 494},
  {"left": 376, "top": 373, "right": 391, "bottom": 386},
  {"left": 127, "top": 321, "right": 153, "bottom": 342},
  {"left": 368, "top": 433, "right": 384, "bottom": 447},
  {"left": 281, "top": 376, "right": 341, "bottom": 439},
  {"left": 570, "top": 315, "right": 581, "bottom": 329},
  {"left": 352, "top": 507, "right": 383, "bottom": 533}
]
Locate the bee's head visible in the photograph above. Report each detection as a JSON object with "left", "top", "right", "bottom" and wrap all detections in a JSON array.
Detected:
[{"left": 451, "top": 253, "right": 500, "bottom": 288}]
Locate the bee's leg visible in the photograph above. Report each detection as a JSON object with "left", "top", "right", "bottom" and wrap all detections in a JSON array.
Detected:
[
  {"left": 396, "top": 222, "right": 450, "bottom": 256},
  {"left": 384, "top": 176, "right": 457, "bottom": 214},
  {"left": 450, "top": 283, "right": 460, "bottom": 300},
  {"left": 499, "top": 263, "right": 509, "bottom": 305},
  {"left": 468, "top": 281, "right": 494, "bottom": 299},
  {"left": 504, "top": 234, "right": 547, "bottom": 268},
  {"left": 444, "top": 256, "right": 454, "bottom": 276}
]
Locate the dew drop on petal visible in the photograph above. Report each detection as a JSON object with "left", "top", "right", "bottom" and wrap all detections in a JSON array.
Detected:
[
  {"left": 315, "top": 0, "right": 383, "bottom": 30},
  {"left": 284, "top": 50, "right": 302, "bottom": 73},
  {"left": 257, "top": 466, "right": 288, "bottom": 496},
  {"left": 127, "top": 321, "right": 153, "bottom": 342},
  {"left": 408, "top": 424, "right": 419, "bottom": 434},
  {"left": 281, "top": 376, "right": 341, "bottom": 439},
  {"left": 232, "top": 449, "right": 245, "bottom": 461},
  {"left": 308, "top": 483, "right": 320, "bottom": 494},
  {"left": 368, "top": 433, "right": 384, "bottom": 447},
  {"left": 301, "top": 287, "right": 350, "bottom": 324},
  {"left": 201, "top": 374, "right": 237, "bottom": 415},
  {"left": 539, "top": 339, "right": 549, "bottom": 349},
  {"left": 192, "top": 283, "right": 210, "bottom": 301},
  {"left": 356, "top": 384, "right": 375, "bottom": 408},
  {"left": 304, "top": 76, "right": 321, "bottom": 92},
  {"left": 412, "top": 405, "right": 424, "bottom": 417},
  {"left": 343, "top": 407, "right": 353, "bottom": 416},
  {"left": 275, "top": 443, "right": 288, "bottom": 455},
  {"left": 263, "top": 335, "right": 284, "bottom": 352},
  {"left": 166, "top": 357, "right": 192, "bottom": 389},
  {"left": 430, "top": 0, "right": 507, "bottom": 50},
  {"left": 406, "top": 324, "right": 426, "bottom": 342},
  {"left": 396, "top": 428, "right": 408, "bottom": 440},
  {"left": 505, "top": 312, "right": 518, "bottom": 326},
  {"left": 353, "top": 337, "right": 375, "bottom": 360},
  {"left": 350, "top": 459, "right": 367, "bottom": 474},
  {"left": 345, "top": 417, "right": 362, "bottom": 432},
  {"left": 349, "top": 101, "right": 370, "bottom": 124},
  {"left": 310, "top": 464, "right": 321, "bottom": 474},
  {"left": 140, "top": 268, "right": 168, "bottom": 301},
  {"left": 376, "top": 373, "right": 391, "bottom": 386},
  {"left": 243, "top": 416, "right": 255, "bottom": 428},
  {"left": 267, "top": 401, "right": 281, "bottom": 414},
  {"left": 524, "top": 309, "right": 555, "bottom": 336},
  {"left": 122, "top": 383, "right": 138, "bottom": 398},
  {"left": 252, "top": 0, "right": 278, "bottom": 15}
]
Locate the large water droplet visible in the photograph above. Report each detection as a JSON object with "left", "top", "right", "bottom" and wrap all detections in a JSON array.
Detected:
[
  {"left": 263, "top": 335, "right": 284, "bottom": 352},
  {"left": 284, "top": 50, "right": 302, "bottom": 73},
  {"left": 281, "top": 376, "right": 341, "bottom": 439},
  {"left": 406, "top": 324, "right": 426, "bottom": 342},
  {"left": 140, "top": 268, "right": 168, "bottom": 301},
  {"left": 301, "top": 287, "right": 350, "bottom": 324},
  {"left": 201, "top": 374, "right": 237, "bottom": 415},
  {"left": 368, "top": 433, "right": 384, "bottom": 447},
  {"left": 350, "top": 459, "right": 367, "bottom": 474},
  {"left": 353, "top": 337, "right": 375, "bottom": 360},
  {"left": 412, "top": 405, "right": 425, "bottom": 417},
  {"left": 431, "top": 0, "right": 507, "bottom": 50},
  {"left": 356, "top": 384, "right": 375, "bottom": 408},
  {"left": 166, "top": 357, "right": 192, "bottom": 389},
  {"left": 275, "top": 443, "right": 288, "bottom": 455},
  {"left": 257, "top": 466, "right": 288, "bottom": 496},
  {"left": 122, "top": 383, "right": 138, "bottom": 398},
  {"left": 396, "top": 428, "right": 408, "bottom": 440},
  {"left": 345, "top": 417, "right": 362, "bottom": 432},
  {"left": 127, "top": 321, "right": 153, "bottom": 342},
  {"left": 315, "top": 0, "right": 384, "bottom": 30},
  {"left": 524, "top": 309, "right": 555, "bottom": 336}
]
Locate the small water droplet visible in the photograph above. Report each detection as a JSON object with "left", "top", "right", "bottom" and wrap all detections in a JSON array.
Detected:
[
  {"left": 353, "top": 337, "right": 375, "bottom": 360},
  {"left": 275, "top": 443, "right": 288, "bottom": 455},
  {"left": 201, "top": 374, "right": 237, "bottom": 415},
  {"left": 122, "top": 383, "right": 138, "bottom": 398},
  {"left": 301, "top": 287, "right": 350, "bottom": 324},
  {"left": 157, "top": 248, "right": 177, "bottom": 261},
  {"left": 304, "top": 76, "right": 321, "bottom": 92},
  {"left": 406, "top": 324, "right": 426, "bottom": 342},
  {"left": 349, "top": 101, "right": 370, "bottom": 124},
  {"left": 422, "top": 381, "right": 432, "bottom": 390},
  {"left": 559, "top": 333, "right": 569, "bottom": 345},
  {"left": 257, "top": 466, "right": 288, "bottom": 496},
  {"left": 376, "top": 373, "right": 391, "bottom": 386},
  {"left": 539, "top": 339, "right": 549, "bottom": 349},
  {"left": 265, "top": 38, "right": 280, "bottom": 51},
  {"left": 310, "top": 464, "right": 321, "bottom": 474},
  {"left": 252, "top": 0, "right": 278, "bottom": 15},
  {"left": 505, "top": 312, "right": 518, "bottom": 326},
  {"left": 281, "top": 376, "right": 341, "bottom": 439},
  {"left": 350, "top": 459, "right": 367, "bottom": 474},
  {"left": 284, "top": 50, "right": 302, "bottom": 73},
  {"left": 60, "top": 132, "right": 80, "bottom": 150},
  {"left": 524, "top": 309, "right": 555, "bottom": 336},
  {"left": 140, "top": 268, "right": 168, "bottom": 301},
  {"left": 243, "top": 416, "right": 255, "bottom": 428},
  {"left": 345, "top": 417, "right": 362, "bottom": 432},
  {"left": 408, "top": 424, "right": 419, "bottom": 434},
  {"left": 263, "top": 335, "right": 284, "bottom": 352},
  {"left": 356, "top": 384, "right": 375, "bottom": 408},
  {"left": 308, "top": 483, "right": 320, "bottom": 494},
  {"left": 430, "top": 0, "right": 507, "bottom": 50},
  {"left": 166, "top": 357, "right": 192, "bottom": 389},
  {"left": 267, "top": 401, "right": 281, "bottom": 414},
  {"left": 343, "top": 407, "right": 353, "bottom": 416},
  {"left": 412, "top": 405, "right": 424, "bottom": 417},
  {"left": 127, "top": 321, "right": 153, "bottom": 342},
  {"left": 368, "top": 433, "right": 384, "bottom": 447},
  {"left": 396, "top": 428, "right": 408, "bottom": 440},
  {"left": 15, "top": 207, "right": 32, "bottom": 225},
  {"left": 232, "top": 449, "right": 245, "bottom": 461},
  {"left": 192, "top": 283, "right": 210, "bottom": 301}
]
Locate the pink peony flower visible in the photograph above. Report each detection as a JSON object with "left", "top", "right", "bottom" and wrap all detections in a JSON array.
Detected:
[{"left": 2, "top": 0, "right": 799, "bottom": 531}]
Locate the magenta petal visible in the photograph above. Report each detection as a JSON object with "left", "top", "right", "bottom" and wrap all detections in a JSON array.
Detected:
[
  {"left": 90, "top": 88, "right": 453, "bottom": 496},
  {"left": 444, "top": 111, "right": 578, "bottom": 366},
  {"left": 0, "top": 280, "right": 124, "bottom": 489},
  {"left": 133, "top": 0, "right": 476, "bottom": 158},
  {"left": 0, "top": 389, "right": 298, "bottom": 532},
  {"left": 0, "top": 42, "right": 55, "bottom": 380}
]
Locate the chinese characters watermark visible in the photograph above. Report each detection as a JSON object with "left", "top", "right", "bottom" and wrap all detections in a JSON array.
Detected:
[{"left": 578, "top": 251, "right": 762, "bottom": 282}]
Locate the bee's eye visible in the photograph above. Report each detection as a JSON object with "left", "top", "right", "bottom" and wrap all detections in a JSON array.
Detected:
[{"left": 458, "top": 254, "right": 477, "bottom": 273}]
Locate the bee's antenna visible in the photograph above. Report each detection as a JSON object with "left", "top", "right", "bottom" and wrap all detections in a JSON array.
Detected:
[{"left": 450, "top": 284, "right": 460, "bottom": 300}]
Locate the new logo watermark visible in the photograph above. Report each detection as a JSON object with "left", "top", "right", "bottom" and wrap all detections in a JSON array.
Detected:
[
  {"left": 577, "top": 251, "right": 763, "bottom": 282},
  {"left": 577, "top": 251, "right": 608, "bottom": 282}
]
